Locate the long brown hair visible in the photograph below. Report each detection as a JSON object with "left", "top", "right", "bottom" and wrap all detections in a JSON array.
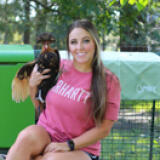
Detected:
[{"left": 66, "top": 19, "right": 107, "bottom": 125}]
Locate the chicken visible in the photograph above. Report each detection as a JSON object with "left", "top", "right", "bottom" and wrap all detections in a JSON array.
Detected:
[{"left": 12, "top": 33, "right": 60, "bottom": 105}]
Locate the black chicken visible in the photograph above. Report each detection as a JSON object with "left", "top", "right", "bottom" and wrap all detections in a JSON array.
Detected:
[{"left": 12, "top": 33, "right": 60, "bottom": 105}]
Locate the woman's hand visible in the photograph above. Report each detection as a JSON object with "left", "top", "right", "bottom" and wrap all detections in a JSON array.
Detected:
[
  {"left": 29, "top": 64, "right": 50, "bottom": 88},
  {"left": 44, "top": 142, "right": 70, "bottom": 153},
  {"left": 29, "top": 64, "right": 51, "bottom": 108}
]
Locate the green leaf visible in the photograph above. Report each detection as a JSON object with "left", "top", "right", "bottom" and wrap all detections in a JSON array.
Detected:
[
  {"left": 128, "top": 0, "right": 136, "bottom": 5},
  {"left": 139, "top": 0, "right": 149, "bottom": 7},
  {"left": 120, "top": 0, "right": 128, "bottom": 6},
  {"left": 109, "top": 0, "right": 117, "bottom": 7},
  {"left": 136, "top": 0, "right": 148, "bottom": 11},
  {"left": 136, "top": 2, "right": 144, "bottom": 11}
]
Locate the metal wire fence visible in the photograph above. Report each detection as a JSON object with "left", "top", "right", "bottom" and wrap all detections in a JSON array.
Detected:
[{"left": 100, "top": 100, "right": 160, "bottom": 160}]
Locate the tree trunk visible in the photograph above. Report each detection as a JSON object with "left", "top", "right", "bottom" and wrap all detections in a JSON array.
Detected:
[{"left": 23, "top": 0, "right": 30, "bottom": 44}]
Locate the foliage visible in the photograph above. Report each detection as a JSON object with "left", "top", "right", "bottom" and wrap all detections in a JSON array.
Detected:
[
  {"left": 147, "top": 0, "right": 160, "bottom": 53},
  {"left": 0, "top": 0, "right": 159, "bottom": 52},
  {"left": 0, "top": 0, "right": 21, "bottom": 43},
  {"left": 120, "top": 0, "right": 149, "bottom": 10}
]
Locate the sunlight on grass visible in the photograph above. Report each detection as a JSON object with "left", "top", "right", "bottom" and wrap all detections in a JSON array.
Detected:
[{"left": 99, "top": 100, "right": 160, "bottom": 160}]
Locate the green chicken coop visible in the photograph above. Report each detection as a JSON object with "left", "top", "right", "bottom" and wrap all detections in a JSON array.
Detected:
[{"left": 0, "top": 45, "right": 35, "bottom": 149}]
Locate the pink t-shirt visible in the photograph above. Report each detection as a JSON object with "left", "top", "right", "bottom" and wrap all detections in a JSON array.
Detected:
[{"left": 38, "top": 59, "right": 121, "bottom": 156}]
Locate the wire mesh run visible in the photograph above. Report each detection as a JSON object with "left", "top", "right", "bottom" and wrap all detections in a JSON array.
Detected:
[{"left": 100, "top": 100, "right": 160, "bottom": 160}]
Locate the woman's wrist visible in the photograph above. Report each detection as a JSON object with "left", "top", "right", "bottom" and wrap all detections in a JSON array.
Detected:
[
  {"left": 29, "top": 82, "right": 37, "bottom": 89},
  {"left": 66, "top": 139, "right": 75, "bottom": 151}
]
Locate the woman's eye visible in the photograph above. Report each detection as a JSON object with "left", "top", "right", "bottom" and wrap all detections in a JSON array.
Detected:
[
  {"left": 70, "top": 40, "right": 77, "bottom": 44},
  {"left": 83, "top": 39, "right": 90, "bottom": 43}
]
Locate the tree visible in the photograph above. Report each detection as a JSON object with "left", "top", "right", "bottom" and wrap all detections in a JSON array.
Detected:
[
  {"left": 0, "top": 0, "right": 21, "bottom": 44},
  {"left": 119, "top": 0, "right": 149, "bottom": 51},
  {"left": 0, "top": 0, "right": 159, "bottom": 53},
  {"left": 23, "top": 0, "right": 31, "bottom": 44},
  {"left": 146, "top": 0, "right": 160, "bottom": 53}
]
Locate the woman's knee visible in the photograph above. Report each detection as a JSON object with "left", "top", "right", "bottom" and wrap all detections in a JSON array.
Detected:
[
  {"left": 16, "top": 125, "right": 50, "bottom": 149},
  {"left": 7, "top": 125, "right": 51, "bottom": 159},
  {"left": 17, "top": 125, "right": 38, "bottom": 145}
]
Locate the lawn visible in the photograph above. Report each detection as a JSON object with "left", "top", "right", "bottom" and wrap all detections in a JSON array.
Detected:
[{"left": 100, "top": 100, "right": 160, "bottom": 160}]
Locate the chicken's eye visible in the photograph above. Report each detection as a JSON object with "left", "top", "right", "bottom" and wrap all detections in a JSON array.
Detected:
[{"left": 39, "top": 64, "right": 45, "bottom": 69}]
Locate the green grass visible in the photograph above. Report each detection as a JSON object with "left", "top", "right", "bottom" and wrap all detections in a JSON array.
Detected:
[
  {"left": 99, "top": 100, "right": 160, "bottom": 160},
  {"left": 120, "top": 100, "right": 160, "bottom": 111},
  {"left": 100, "top": 129, "right": 160, "bottom": 160}
]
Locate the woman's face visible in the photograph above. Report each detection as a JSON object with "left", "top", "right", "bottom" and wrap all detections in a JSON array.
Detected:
[{"left": 68, "top": 28, "right": 96, "bottom": 71}]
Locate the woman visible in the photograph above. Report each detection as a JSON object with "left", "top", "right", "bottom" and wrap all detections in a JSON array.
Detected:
[{"left": 6, "top": 19, "right": 121, "bottom": 160}]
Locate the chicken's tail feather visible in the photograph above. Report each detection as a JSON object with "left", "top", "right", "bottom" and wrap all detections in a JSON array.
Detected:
[{"left": 12, "top": 76, "right": 29, "bottom": 103}]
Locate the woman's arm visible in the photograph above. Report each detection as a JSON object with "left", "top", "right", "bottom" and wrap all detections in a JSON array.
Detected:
[
  {"left": 73, "top": 119, "right": 115, "bottom": 150},
  {"left": 29, "top": 85, "right": 39, "bottom": 109}
]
